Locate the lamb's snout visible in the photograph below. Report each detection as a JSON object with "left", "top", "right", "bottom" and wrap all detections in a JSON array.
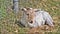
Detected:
[{"left": 29, "top": 21, "right": 33, "bottom": 23}]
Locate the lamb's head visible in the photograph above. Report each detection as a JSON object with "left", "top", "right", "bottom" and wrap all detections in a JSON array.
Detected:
[{"left": 21, "top": 7, "right": 37, "bottom": 23}]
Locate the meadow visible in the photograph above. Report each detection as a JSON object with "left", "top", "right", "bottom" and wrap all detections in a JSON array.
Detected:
[{"left": 0, "top": 0, "right": 60, "bottom": 34}]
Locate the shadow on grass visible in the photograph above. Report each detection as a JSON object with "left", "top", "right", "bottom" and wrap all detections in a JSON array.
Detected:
[{"left": 15, "top": 20, "right": 25, "bottom": 28}]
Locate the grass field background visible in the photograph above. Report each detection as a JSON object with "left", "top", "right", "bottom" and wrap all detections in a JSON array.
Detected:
[{"left": 0, "top": 0, "right": 60, "bottom": 34}]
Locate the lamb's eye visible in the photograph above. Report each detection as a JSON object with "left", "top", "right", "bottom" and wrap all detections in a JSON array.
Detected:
[{"left": 27, "top": 14, "right": 29, "bottom": 15}]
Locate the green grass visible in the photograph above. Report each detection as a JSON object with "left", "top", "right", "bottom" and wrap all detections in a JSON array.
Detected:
[{"left": 0, "top": 0, "right": 60, "bottom": 34}]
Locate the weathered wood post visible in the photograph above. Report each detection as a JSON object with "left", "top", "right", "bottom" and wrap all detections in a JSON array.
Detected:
[{"left": 13, "top": 0, "right": 19, "bottom": 14}]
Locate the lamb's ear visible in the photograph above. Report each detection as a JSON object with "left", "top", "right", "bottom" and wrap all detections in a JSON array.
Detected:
[
  {"left": 26, "top": 7, "right": 33, "bottom": 10},
  {"left": 29, "top": 8, "right": 33, "bottom": 10},
  {"left": 34, "top": 9, "right": 40, "bottom": 12},
  {"left": 21, "top": 8, "right": 27, "bottom": 11}
]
